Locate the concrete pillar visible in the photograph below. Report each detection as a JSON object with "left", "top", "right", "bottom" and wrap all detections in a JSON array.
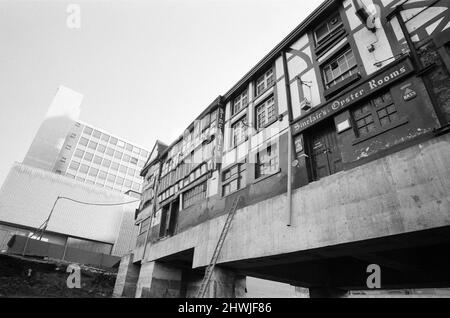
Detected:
[
  {"left": 135, "top": 260, "right": 182, "bottom": 298},
  {"left": 294, "top": 286, "right": 310, "bottom": 298},
  {"left": 205, "top": 266, "right": 247, "bottom": 298},
  {"left": 113, "top": 253, "right": 140, "bottom": 298},
  {"left": 309, "top": 287, "right": 348, "bottom": 298}
]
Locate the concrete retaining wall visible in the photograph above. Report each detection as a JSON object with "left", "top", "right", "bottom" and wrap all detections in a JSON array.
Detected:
[{"left": 143, "top": 133, "right": 450, "bottom": 268}]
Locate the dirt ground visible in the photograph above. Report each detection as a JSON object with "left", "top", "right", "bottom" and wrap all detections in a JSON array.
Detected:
[{"left": 0, "top": 253, "right": 117, "bottom": 298}]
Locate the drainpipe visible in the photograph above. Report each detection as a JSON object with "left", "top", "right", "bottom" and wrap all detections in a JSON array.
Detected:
[{"left": 282, "top": 51, "right": 294, "bottom": 227}]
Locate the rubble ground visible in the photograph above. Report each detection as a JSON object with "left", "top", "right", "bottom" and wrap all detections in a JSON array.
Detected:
[{"left": 0, "top": 253, "right": 117, "bottom": 298}]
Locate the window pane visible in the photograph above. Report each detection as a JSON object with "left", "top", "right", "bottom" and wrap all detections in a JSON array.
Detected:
[
  {"left": 83, "top": 126, "right": 93, "bottom": 136},
  {"left": 89, "top": 167, "right": 99, "bottom": 177},
  {"left": 88, "top": 141, "right": 98, "bottom": 150},
  {"left": 69, "top": 161, "right": 80, "bottom": 170},
  {"left": 79, "top": 164, "right": 89, "bottom": 174},
  {"left": 106, "top": 147, "right": 114, "bottom": 156},
  {"left": 97, "top": 144, "right": 106, "bottom": 153},
  {"left": 84, "top": 152, "right": 93, "bottom": 162},
  {"left": 93, "top": 155, "right": 102, "bottom": 165},
  {"left": 110, "top": 137, "right": 118, "bottom": 145},
  {"left": 101, "top": 133, "right": 110, "bottom": 142},
  {"left": 79, "top": 137, "right": 89, "bottom": 146},
  {"left": 74, "top": 149, "right": 84, "bottom": 158},
  {"left": 92, "top": 130, "right": 101, "bottom": 139}
]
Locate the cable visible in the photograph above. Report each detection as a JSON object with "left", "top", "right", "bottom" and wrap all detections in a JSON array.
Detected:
[
  {"left": 28, "top": 196, "right": 140, "bottom": 243},
  {"left": 57, "top": 196, "right": 140, "bottom": 206}
]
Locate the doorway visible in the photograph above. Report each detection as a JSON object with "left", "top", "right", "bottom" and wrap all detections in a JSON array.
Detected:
[
  {"left": 159, "top": 198, "right": 180, "bottom": 238},
  {"left": 307, "top": 120, "right": 342, "bottom": 181}
]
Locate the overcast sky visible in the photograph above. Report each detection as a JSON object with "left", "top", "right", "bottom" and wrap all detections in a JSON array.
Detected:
[{"left": 0, "top": 0, "right": 324, "bottom": 186}]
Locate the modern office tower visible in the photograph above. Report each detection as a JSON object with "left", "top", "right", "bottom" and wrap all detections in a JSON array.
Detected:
[
  {"left": 53, "top": 121, "right": 149, "bottom": 193},
  {"left": 22, "top": 86, "right": 150, "bottom": 194}
]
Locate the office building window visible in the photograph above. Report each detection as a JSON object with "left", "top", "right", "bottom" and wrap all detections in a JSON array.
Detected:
[
  {"left": 93, "top": 155, "right": 102, "bottom": 165},
  {"left": 101, "top": 133, "right": 110, "bottom": 142},
  {"left": 233, "top": 90, "right": 248, "bottom": 115},
  {"left": 102, "top": 158, "right": 111, "bottom": 168},
  {"left": 256, "top": 68, "right": 274, "bottom": 96},
  {"left": 130, "top": 157, "right": 138, "bottom": 165},
  {"left": 88, "top": 167, "right": 99, "bottom": 178},
  {"left": 88, "top": 141, "right": 98, "bottom": 150},
  {"left": 352, "top": 91, "right": 398, "bottom": 137},
  {"left": 222, "top": 163, "right": 246, "bottom": 196},
  {"left": 124, "top": 179, "right": 132, "bottom": 188},
  {"left": 133, "top": 147, "right": 141, "bottom": 155},
  {"left": 183, "top": 182, "right": 207, "bottom": 209},
  {"left": 79, "top": 164, "right": 89, "bottom": 174},
  {"left": 119, "top": 165, "right": 127, "bottom": 174},
  {"left": 128, "top": 168, "right": 135, "bottom": 177},
  {"left": 106, "top": 147, "right": 114, "bottom": 156},
  {"left": 107, "top": 174, "right": 116, "bottom": 183},
  {"left": 74, "top": 149, "right": 84, "bottom": 159},
  {"left": 231, "top": 116, "right": 247, "bottom": 147},
  {"left": 65, "top": 145, "right": 72, "bottom": 151},
  {"left": 84, "top": 152, "right": 93, "bottom": 162},
  {"left": 114, "top": 151, "right": 123, "bottom": 160},
  {"left": 92, "top": 130, "right": 101, "bottom": 139},
  {"left": 322, "top": 48, "right": 357, "bottom": 89},
  {"left": 83, "top": 126, "right": 93, "bottom": 136},
  {"left": 256, "top": 143, "right": 279, "bottom": 178},
  {"left": 110, "top": 137, "right": 118, "bottom": 145},
  {"left": 110, "top": 162, "right": 119, "bottom": 171},
  {"left": 116, "top": 176, "right": 124, "bottom": 186},
  {"left": 79, "top": 137, "right": 89, "bottom": 146},
  {"left": 126, "top": 143, "right": 133, "bottom": 152},
  {"left": 117, "top": 140, "right": 125, "bottom": 148},
  {"left": 98, "top": 171, "right": 107, "bottom": 180},
  {"left": 141, "top": 149, "right": 149, "bottom": 158},
  {"left": 256, "top": 96, "right": 276, "bottom": 130},
  {"left": 314, "top": 14, "right": 343, "bottom": 46},
  {"left": 69, "top": 161, "right": 80, "bottom": 171},
  {"left": 123, "top": 154, "right": 131, "bottom": 163},
  {"left": 97, "top": 144, "right": 106, "bottom": 153}
]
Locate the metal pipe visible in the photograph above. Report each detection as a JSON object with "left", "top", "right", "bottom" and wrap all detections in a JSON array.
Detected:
[{"left": 282, "top": 51, "right": 294, "bottom": 227}]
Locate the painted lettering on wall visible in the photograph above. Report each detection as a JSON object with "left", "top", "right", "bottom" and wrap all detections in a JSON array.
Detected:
[{"left": 292, "top": 59, "right": 413, "bottom": 134}]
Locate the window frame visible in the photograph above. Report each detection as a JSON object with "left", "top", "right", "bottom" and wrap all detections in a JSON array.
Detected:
[
  {"left": 321, "top": 47, "right": 358, "bottom": 90},
  {"left": 351, "top": 91, "right": 400, "bottom": 138},
  {"left": 182, "top": 182, "right": 207, "bottom": 209},
  {"left": 255, "top": 67, "right": 275, "bottom": 97},
  {"left": 231, "top": 115, "right": 248, "bottom": 148},
  {"left": 314, "top": 13, "right": 344, "bottom": 47},
  {"left": 255, "top": 95, "right": 277, "bottom": 131},
  {"left": 232, "top": 89, "right": 249, "bottom": 116},
  {"left": 222, "top": 162, "right": 246, "bottom": 197},
  {"left": 255, "top": 142, "right": 280, "bottom": 180}
]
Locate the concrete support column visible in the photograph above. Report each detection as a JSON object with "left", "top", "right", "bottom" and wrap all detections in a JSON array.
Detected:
[
  {"left": 135, "top": 260, "right": 182, "bottom": 298},
  {"left": 309, "top": 287, "right": 348, "bottom": 298},
  {"left": 113, "top": 253, "right": 140, "bottom": 298},
  {"left": 205, "top": 266, "right": 247, "bottom": 298}
]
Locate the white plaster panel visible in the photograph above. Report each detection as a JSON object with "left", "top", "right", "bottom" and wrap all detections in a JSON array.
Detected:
[
  {"left": 353, "top": 27, "right": 395, "bottom": 75},
  {"left": 276, "top": 78, "right": 288, "bottom": 115}
]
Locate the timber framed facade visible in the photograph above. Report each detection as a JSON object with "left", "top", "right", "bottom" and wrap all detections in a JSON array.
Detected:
[{"left": 117, "top": 0, "right": 450, "bottom": 298}]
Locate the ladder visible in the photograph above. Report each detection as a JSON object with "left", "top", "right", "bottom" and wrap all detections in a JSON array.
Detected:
[{"left": 196, "top": 195, "right": 242, "bottom": 298}]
